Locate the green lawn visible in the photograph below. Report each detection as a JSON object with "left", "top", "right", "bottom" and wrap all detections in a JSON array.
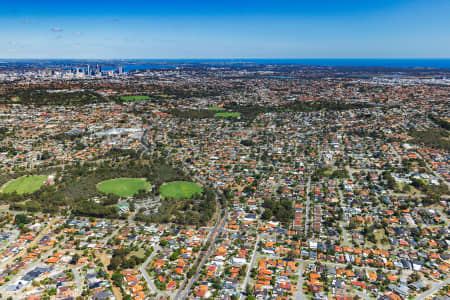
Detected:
[
  {"left": 214, "top": 112, "right": 241, "bottom": 118},
  {"left": 120, "top": 95, "right": 151, "bottom": 101},
  {"left": 2, "top": 175, "right": 47, "bottom": 195},
  {"left": 160, "top": 181, "right": 203, "bottom": 200},
  {"left": 208, "top": 106, "right": 225, "bottom": 111},
  {"left": 323, "top": 169, "right": 334, "bottom": 177},
  {"left": 97, "top": 178, "right": 150, "bottom": 197}
]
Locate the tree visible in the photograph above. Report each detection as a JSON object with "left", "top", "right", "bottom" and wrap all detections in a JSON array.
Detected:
[
  {"left": 187, "top": 265, "right": 197, "bottom": 278},
  {"left": 239, "top": 264, "right": 247, "bottom": 276},
  {"left": 287, "top": 250, "right": 297, "bottom": 260},
  {"left": 14, "top": 214, "right": 29, "bottom": 225},
  {"left": 246, "top": 284, "right": 254, "bottom": 296},
  {"left": 41, "top": 150, "right": 51, "bottom": 160},
  {"left": 47, "top": 287, "right": 57, "bottom": 296},
  {"left": 111, "top": 271, "right": 123, "bottom": 286},
  {"left": 262, "top": 209, "right": 272, "bottom": 220},
  {"left": 109, "top": 255, "right": 122, "bottom": 271},
  {"left": 71, "top": 253, "right": 80, "bottom": 265}
]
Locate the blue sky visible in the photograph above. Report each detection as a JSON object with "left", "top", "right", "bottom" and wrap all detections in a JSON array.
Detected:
[{"left": 1, "top": 0, "right": 449, "bottom": 59}]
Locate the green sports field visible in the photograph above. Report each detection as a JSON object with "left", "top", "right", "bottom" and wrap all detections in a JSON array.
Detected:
[
  {"left": 160, "top": 181, "right": 203, "bottom": 200},
  {"left": 2, "top": 175, "right": 47, "bottom": 195},
  {"left": 97, "top": 178, "right": 150, "bottom": 197},
  {"left": 120, "top": 95, "right": 151, "bottom": 101},
  {"left": 214, "top": 112, "right": 241, "bottom": 118},
  {"left": 208, "top": 106, "right": 225, "bottom": 111}
]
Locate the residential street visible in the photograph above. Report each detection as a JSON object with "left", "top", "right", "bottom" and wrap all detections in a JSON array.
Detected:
[
  {"left": 240, "top": 232, "right": 261, "bottom": 299},
  {"left": 415, "top": 277, "right": 450, "bottom": 300}
]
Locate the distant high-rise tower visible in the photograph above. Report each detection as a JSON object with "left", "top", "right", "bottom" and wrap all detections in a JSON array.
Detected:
[
  {"left": 87, "top": 64, "right": 90, "bottom": 75},
  {"left": 118, "top": 65, "right": 123, "bottom": 74},
  {"left": 76, "top": 68, "right": 85, "bottom": 78}
]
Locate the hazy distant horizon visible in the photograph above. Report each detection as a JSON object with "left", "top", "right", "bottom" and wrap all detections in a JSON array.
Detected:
[
  {"left": 2, "top": 58, "right": 450, "bottom": 69},
  {"left": 2, "top": 58, "right": 450, "bottom": 60}
]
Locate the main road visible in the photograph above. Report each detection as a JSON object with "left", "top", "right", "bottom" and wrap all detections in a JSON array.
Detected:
[
  {"left": 140, "top": 126, "right": 228, "bottom": 299},
  {"left": 304, "top": 176, "right": 311, "bottom": 236},
  {"left": 177, "top": 205, "right": 228, "bottom": 299}
]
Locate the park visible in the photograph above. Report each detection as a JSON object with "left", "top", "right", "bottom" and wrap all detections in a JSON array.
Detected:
[
  {"left": 97, "top": 178, "right": 150, "bottom": 197},
  {"left": 1, "top": 175, "right": 47, "bottom": 195},
  {"left": 160, "top": 181, "right": 203, "bottom": 200}
]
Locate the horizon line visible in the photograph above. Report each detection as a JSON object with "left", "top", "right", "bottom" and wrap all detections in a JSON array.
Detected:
[{"left": 1, "top": 57, "right": 450, "bottom": 61}]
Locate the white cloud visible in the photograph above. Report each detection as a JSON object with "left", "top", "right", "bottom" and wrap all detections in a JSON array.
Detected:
[{"left": 7, "top": 41, "right": 25, "bottom": 49}]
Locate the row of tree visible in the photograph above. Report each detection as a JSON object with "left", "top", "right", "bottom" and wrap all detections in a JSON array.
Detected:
[
  {"left": 8, "top": 89, "right": 107, "bottom": 106},
  {"left": 169, "top": 100, "right": 373, "bottom": 121}
]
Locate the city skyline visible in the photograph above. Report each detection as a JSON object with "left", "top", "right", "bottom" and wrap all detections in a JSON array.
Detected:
[{"left": 1, "top": 0, "right": 450, "bottom": 59}]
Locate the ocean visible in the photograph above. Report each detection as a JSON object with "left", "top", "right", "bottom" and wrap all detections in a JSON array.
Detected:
[
  {"left": 5, "top": 58, "right": 449, "bottom": 72},
  {"left": 110, "top": 59, "right": 450, "bottom": 72}
]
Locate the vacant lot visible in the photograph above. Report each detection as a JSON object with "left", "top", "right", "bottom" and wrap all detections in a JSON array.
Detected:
[
  {"left": 160, "top": 181, "right": 203, "bottom": 200},
  {"left": 2, "top": 175, "right": 47, "bottom": 195},
  {"left": 97, "top": 178, "right": 150, "bottom": 197}
]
